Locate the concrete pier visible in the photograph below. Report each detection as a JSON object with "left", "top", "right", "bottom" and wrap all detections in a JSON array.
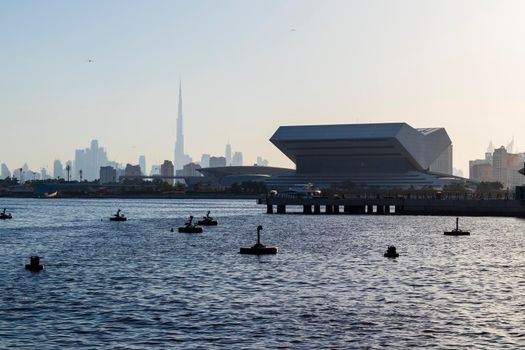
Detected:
[{"left": 258, "top": 196, "right": 525, "bottom": 217}]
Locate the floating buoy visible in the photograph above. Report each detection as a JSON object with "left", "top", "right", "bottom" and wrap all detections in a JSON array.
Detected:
[
  {"left": 197, "top": 211, "right": 218, "bottom": 226},
  {"left": 384, "top": 246, "right": 399, "bottom": 258},
  {"left": 444, "top": 217, "right": 470, "bottom": 236},
  {"left": 25, "top": 256, "right": 44, "bottom": 272},
  {"left": 178, "top": 216, "right": 203, "bottom": 233},
  {"left": 0, "top": 208, "right": 12, "bottom": 219},
  {"left": 240, "top": 225, "right": 278, "bottom": 255},
  {"left": 110, "top": 209, "right": 127, "bottom": 221}
]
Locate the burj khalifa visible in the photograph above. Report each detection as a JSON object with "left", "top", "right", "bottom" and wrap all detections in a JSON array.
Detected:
[{"left": 174, "top": 81, "right": 191, "bottom": 170}]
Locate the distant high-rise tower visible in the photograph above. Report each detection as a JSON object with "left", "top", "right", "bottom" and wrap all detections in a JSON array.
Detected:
[
  {"left": 161, "top": 160, "right": 175, "bottom": 185},
  {"left": 53, "top": 160, "right": 64, "bottom": 179},
  {"left": 139, "top": 155, "right": 146, "bottom": 175},
  {"left": 232, "top": 152, "right": 243, "bottom": 166},
  {"left": 1, "top": 163, "right": 11, "bottom": 179},
  {"left": 174, "top": 81, "right": 192, "bottom": 170},
  {"left": 200, "top": 154, "right": 210, "bottom": 168},
  {"left": 74, "top": 140, "right": 109, "bottom": 181},
  {"left": 225, "top": 143, "right": 232, "bottom": 166}
]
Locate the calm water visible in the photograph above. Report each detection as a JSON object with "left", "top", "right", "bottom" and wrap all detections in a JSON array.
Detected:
[{"left": 1, "top": 198, "right": 524, "bottom": 349}]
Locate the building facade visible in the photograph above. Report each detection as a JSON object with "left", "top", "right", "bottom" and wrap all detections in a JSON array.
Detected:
[
  {"left": 161, "top": 160, "right": 175, "bottom": 185},
  {"left": 174, "top": 81, "right": 192, "bottom": 170},
  {"left": 139, "top": 155, "right": 146, "bottom": 176},
  {"left": 74, "top": 140, "right": 109, "bottom": 181},
  {"left": 225, "top": 143, "right": 232, "bottom": 166},
  {"left": 492, "top": 147, "right": 525, "bottom": 189},
  {"left": 182, "top": 162, "right": 202, "bottom": 177},
  {"left": 209, "top": 156, "right": 226, "bottom": 168},
  {"left": 100, "top": 166, "right": 117, "bottom": 184},
  {"left": 200, "top": 154, "right": 210, "bottom": 168},
  {"left": 469, "top": 146, "right": 525, "bottom": 189},
  {"left": 53, "top": 160, "right": 64, "bottom": 179},
  {"left": 268, "top": 122, "right": 455, "bottom": 189},
  {"left": 232, "top": 152, "right": 243, "bottom": 166},
  {"left": 124, "top": 164, "right": 142, "bottom": 177},
  {"left": 1, "top": 163, "right": 11, "bottom": 179}
]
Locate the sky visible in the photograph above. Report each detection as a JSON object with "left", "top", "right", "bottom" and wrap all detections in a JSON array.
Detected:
[{"left": 1, "top": 0, "right": 525, "bottom": 175}]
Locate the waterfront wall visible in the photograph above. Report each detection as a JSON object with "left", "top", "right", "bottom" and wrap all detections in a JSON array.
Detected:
[{"left": 259, "top": 197, "right": 525, "bottom": 217}]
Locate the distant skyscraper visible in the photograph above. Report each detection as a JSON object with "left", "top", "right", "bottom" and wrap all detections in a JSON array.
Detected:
[
  {"left": 256, "top": 156, "right": 269, "bottom": 166},
  {"left": 41, "top": 168, "right": 49, "bottom": 180},
  {"left": 200, "top": 154, "right": 210, "bottom": 168},
  {"left": 161, "top": 160, "right": 175, "bottom": 185},
  {"left": 225, "top": 143, "right": 232, "bottom": 166},
  {"left": 182, "top": 162, "right": 201, "bottom": 177},
  {"left": 492, "top": 146, "right": 524, "bottom": 189},
  {"left": 209, "top": 156, "right": 226, "bottom": 167},
  {"left": 487, "top": 140, "right": 494, "bottom": 154},
  {"left": 13, "top": 168, "right": 23, "bottom": 183},
  {"left": 139, "top": 155, "right": 146, "bottom": 175},
  {"left": 232, "top": 152, "right": 243, "bottom": 166},
  {"left": 124, "top": 164, "right": 142, "bottom": 177},
  {"left": 174, "top": 81, "right": 192, "bottom": 170},
  {"left": 1, "top": 163, "right": 11, "bottom": 179},
  {"left": 74, "top": 140, "right": 109, "bottom": 180},
  {"left": 53, "top": 160, "right": 64, "bottom": 179},
  {"left": 100, "top": 166, "right": 117, "bottom": 184},
  {"left": 507, "top": 137, "right": 515, "bottom": 154},
  {"left": 150, "top": 165, "right": 161, "bottom": 176}
]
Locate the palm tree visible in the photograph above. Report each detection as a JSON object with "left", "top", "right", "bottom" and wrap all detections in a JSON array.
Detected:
[{"left": 65, "top": 165, "right": 71, "bottom": 182}]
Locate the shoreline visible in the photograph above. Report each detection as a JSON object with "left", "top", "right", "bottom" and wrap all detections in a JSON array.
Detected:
[{"left": 0, "top": 194, "right": 260, "bottom": 200}]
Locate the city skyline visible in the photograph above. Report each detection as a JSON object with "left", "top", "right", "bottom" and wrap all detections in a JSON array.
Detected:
[
  {"left": 0, "top": 135, "right": 253, "bottom": 181},
  {"left": 2, "top": 1, "right": 525, "bottom": 174}
]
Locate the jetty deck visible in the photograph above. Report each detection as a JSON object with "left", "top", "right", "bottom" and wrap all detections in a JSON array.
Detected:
[{"left": 258, "top": 196, "right": 525, "bottom": 217}]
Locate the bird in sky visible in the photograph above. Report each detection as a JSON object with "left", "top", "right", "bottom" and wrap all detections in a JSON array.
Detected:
[{"left": 87, "top": 59, "right": 94, "bottom": 63}]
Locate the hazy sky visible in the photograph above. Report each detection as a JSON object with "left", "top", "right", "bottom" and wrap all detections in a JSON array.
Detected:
[{"left": 1, "top": 0, "right": 525, "bottom": 174}]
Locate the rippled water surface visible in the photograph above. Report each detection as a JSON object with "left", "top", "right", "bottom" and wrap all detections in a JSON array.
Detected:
[{"left": 1, "top": 198, "right": 525, "bottom": 349}]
